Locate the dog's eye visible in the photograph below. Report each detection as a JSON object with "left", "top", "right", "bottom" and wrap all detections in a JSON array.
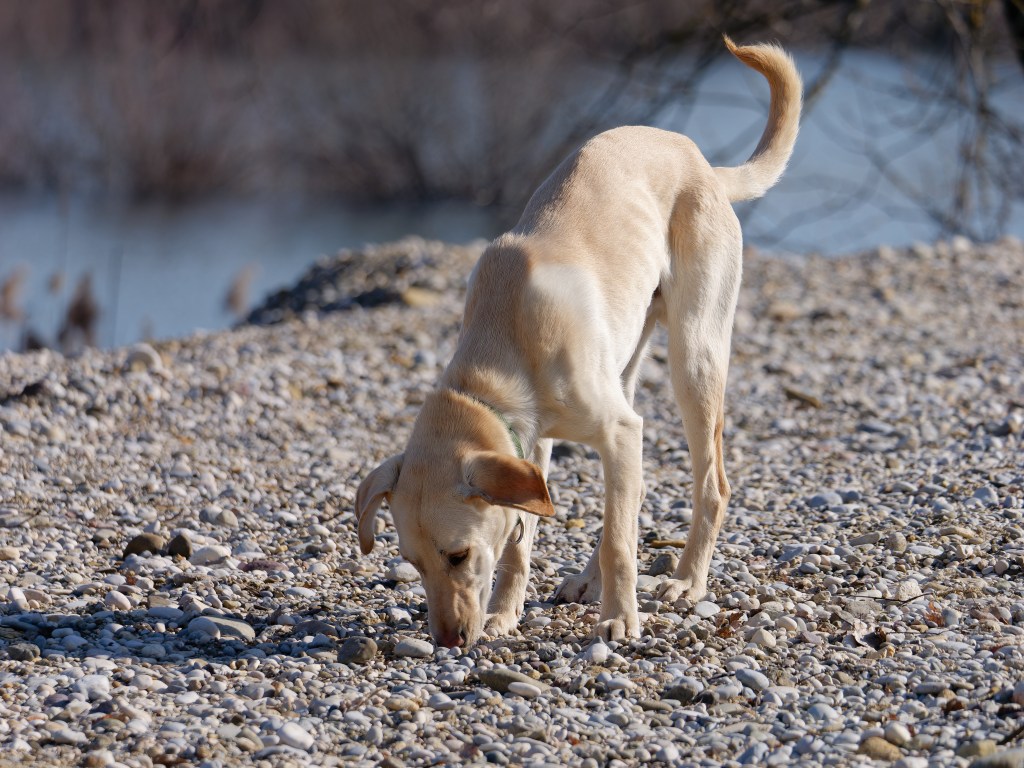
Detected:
[{"left": 447, "top": 551, "right": 469, "bottom": 568}]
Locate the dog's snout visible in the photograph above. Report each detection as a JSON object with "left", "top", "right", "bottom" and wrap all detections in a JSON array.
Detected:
[{"left": 437, "top": 627, "right": 468, "bottom": 649}]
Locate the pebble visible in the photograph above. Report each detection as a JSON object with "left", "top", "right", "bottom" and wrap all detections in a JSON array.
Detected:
[
  {"left": 386, "top": 562, "right": 420, "bottom": 582},
  {"left": 189, "top": 544, "right": 230, "bottom": 566},
  {"left": 736, "top": 668, "right": 771, "bottom": 692},
  {"left": 973, "top": 486, "right": 1000, "bottom": 506},
  {"left": 807, "top": 491, "right": 843, "bottom": 508},
  {"left": 750, "top": 628, "right": 777, "bottom": 648},
  {"left": 122, "top": 533, "right": 165, "bottom": 558},
  {"left": 427, "top": 692, "right": 456, "bottom": 711},
  {"left": 884, "top": 531, "right": 908, "bottom": 553},
  {"left": 338, "top": 636, "right": 377, "bottom": 664},
  {"left": 187, "top": 615, "right": 255, "bottom": 642},
  {"left": 49, "top": 727, "right": 89, "bottom": 746},
  {"left": 970, "top": 750, "right": 1024, "bottom": 768},
  {"left": 6, "top": 642, "right": 40, "bottom": 661},
  {"left": 394, "top": 637, "right": 434, "bottom": 658},
  {"left": 507, "top": 681, "right": 542, "bottom": 698},
  {"left": 662, "top": 679, "right": 702, "bottom": 704},
  {"left": 884, "top": 721, "right": 912, "bottom": 746},
  {"left": 477, "top": 667, "right": 549, "bottom": 693},
  {"left": 124, "top": 343, "right": 163, "bottom": 372},
  {"left": 894, "top": 580, "right": 923, "bottom": 601},
  {"left": 166, "top": 532, "right": 193, "bottom": 559},
  {"left": 104, "top": 590, "right": 132, "bottom": 611},
  {"left": 850, "top": 532, "right": 881, "bottom": 546},
  {"left": 76, "top": 675, "right": 111, "bottom": 701},
  {"left": 648, "top": 552, "right": 678, "bottom": 576},
  {"left": 277, "top": 721, "right": 314, "bottom": 751},
  {"left": 694, "top": 601, "right": 720, "bottom": 619},
  {"left": 806, "top": 702, "right": 841, "bottom": 725},
  {"left": 860, "top": 736, "right": 902, "bottom": 760},
  {"left": 578, "top": 641, "right": 610, "bottom": 665},
  {"left": 656, "top": 745, "right": 681, "bottom": 762},
  {"left": 958, "top": 740, "right": 998, "bottom": 759},
  {"left": 200, "top": 505, "right": 238, "bottom": 527}
]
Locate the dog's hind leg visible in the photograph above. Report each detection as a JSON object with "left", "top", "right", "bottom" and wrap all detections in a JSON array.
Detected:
[
  {"left": 622, "top": 296, "right": 663, "bottom": 409},
  {"left": 485, "top": 437, "right": 553, "bottom": 637},
  {"left": 553, "top": 529, "right": 604, "bottom": 605},
  {"left": 655, "top": 227, "right": 740, "bottom": 605}
]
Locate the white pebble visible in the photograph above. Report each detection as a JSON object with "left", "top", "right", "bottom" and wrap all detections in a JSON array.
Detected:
[
  {"left": 694, "top": 601, "right": 720, "bottom": 619},
  {"left": 394, "top": 638, "right": 434, "bottom": 658},
  {"left": 190, "top": 545, "right": 231, "bottom": 566},
  {"left": 277, "top": 721, "right": 314, "bottom": 751},
  {"left": 104, "top": 590, "right": 132, "bottom": 610},
  {"left": 507, "top": 681, "right": 542, "bottom": 698}
]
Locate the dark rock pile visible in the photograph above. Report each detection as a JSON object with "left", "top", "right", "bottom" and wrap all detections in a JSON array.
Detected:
[{"left": 244, "top": 236, "right": 485, "bottom": 326}]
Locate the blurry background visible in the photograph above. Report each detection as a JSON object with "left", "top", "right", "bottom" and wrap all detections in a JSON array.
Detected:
[{"left": 0, "top": 0, "right": 1022, "bottom": 352}]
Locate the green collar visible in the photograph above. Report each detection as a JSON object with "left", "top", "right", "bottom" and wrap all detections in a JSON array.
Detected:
[{"left": 468, "top": 395, "right": 526, "bottom": 460}]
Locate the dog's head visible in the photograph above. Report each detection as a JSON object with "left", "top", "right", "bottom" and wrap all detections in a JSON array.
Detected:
[{"left": 355, "top": 399, "right": 554, "bottom": 648}]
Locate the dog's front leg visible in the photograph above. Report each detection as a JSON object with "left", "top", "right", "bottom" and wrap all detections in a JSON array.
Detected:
[
  {"left": 593, "top": 411, "right": 644, "bottom": 641},
  {"left": 484, "top": 439, "right": 552, "bottom": 638}
]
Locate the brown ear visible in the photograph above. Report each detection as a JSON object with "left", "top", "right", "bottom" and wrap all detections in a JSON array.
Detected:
[
  {"left": 462, "top": 451, "right": 556, "bottom": 518},
  {"left": 355, "top": 453, "right": 403, "bottom": 554}
]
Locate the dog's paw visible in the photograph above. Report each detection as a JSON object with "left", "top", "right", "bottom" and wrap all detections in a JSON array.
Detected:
[
  {"left": 482, "top": 612, "right": 519, "bottom": 638},
  {"left": 654, "top": 576, "right": 706, "bottom": 604},
  {"left": 553, "top": 570, "right": 602, "bottom": 604},
  {"left": 592, "top": 614, "right": 640, "bottom": 642}
]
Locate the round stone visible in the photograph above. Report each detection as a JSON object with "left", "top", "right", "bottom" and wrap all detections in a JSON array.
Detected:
[
  {"left": 104, "top": 590, "right": 132, "bottom": 611},
  {"left": 884, "top": 531, "right": 908, "bottom": 553},
  {"left": 736, "top": 668, "right": 771, "bottom": 692},
  {"left": 750, "top": 628, "right": 777, "bottom": 648},
  {"left": 885, "top": 721, "right": 912, "bottom": 747},
  {"left": 579, "top": 641, "right": 610, "bottom": 665},
  {"left": 122, "top": 533, "right": 165, "bottom": 558},
  {"left": 386, "top": 562, "right": 419, "bottom": 583},
  {"left": 338, "top": 636, "right": 378, "bottom": 664},
  {"left": 167, "top": 533, "right": 193, "bottom": 559},
  {"left": 662, "top": 679, "right": 701, "bottom": 704},
  {"left": 190, "top": 545, "right": 230, "bottom": 566},
  {"left": 394, "top": 637, "right": 434, "bottom": 658},
  {"left": 694, "top": 601, "right": 720, "bottom": 619},
  {"left": 648, "top": 552, "right": 678, "bottom": 577},
  {"left": 860, "top": 736, "right": 902, "bottom": 760},
  {"left": 277, "top": 721, "right": 314, "bottom": 751}
]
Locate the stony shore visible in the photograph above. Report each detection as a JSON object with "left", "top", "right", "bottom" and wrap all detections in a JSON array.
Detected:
[{"left": 0, "top": 235, "right": 1022, "bottom": 767}]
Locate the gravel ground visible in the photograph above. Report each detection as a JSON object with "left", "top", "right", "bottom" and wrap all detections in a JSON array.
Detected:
[{"left": 0, "top": 235, "right": 1022, "bottom": 768}]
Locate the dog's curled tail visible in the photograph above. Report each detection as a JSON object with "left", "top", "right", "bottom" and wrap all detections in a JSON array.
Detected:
[{"left": 713, "top": 36, "right": 803, "bottom": 203}]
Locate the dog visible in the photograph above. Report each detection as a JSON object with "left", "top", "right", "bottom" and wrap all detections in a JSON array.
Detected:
[{"left": 356, "top": 36, "right": 802, "bottom": 647}]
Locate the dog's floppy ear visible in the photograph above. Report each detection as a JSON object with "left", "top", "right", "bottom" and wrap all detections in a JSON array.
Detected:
[
  {"left": 462, "top": 451, "right": 556, "bottom": 518},
  {"left": 355, "top": 453, "right": 403, "bottom": 554}
]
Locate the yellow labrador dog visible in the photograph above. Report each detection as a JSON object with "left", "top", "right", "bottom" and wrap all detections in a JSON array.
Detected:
[{"left": 357, "top": 37, "right": 801, "bottom": 648}]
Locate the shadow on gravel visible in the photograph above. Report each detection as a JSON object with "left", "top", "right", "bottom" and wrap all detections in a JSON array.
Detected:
[{"left": 0, "top": 606, "right": 379, "bottom": 667}]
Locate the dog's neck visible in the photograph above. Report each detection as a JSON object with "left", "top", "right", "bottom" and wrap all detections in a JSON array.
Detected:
[{"left": 441, "top": 369, "right": 539, "bottom": 459}]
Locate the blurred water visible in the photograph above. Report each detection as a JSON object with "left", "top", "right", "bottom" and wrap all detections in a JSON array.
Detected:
[
  {"left": 1, "top": 50, "right": 1022, "bottom": 352},
  {"left": 0, "top": 198, "right": 497, "bottom": 352}
]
